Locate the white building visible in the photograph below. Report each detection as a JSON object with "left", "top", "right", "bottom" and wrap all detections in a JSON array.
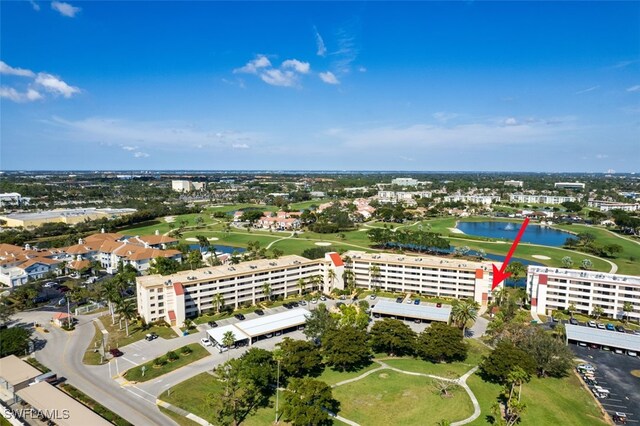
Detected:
[
  {"left": 0, "top": 193, "right": 29, "bottom": 208},
  {"left": 587, "top": 200, "right": 640, "bottom": 212},
  {"left": 391, "top": 178, "right": 420, "bottom": 187},
  {"left": 377, "top": 191, "right": 432, "bottom": 205},
  {"left": 504, "top": 180, "right": 524, "bottom": 188},
  {"left": 554, "top": 182, "right": 586, "bottom": 190},
  {"left": 136, "top": 250, "right": 497, "bottom": 326},
  {"left": 510, "top": 194, "right": 577, "bottom": 205},
  {"left": 443, "top": 194, "right": 500, "bottom": 205},
  {"left": 171, "top": 180, "right": 206, "bottom": 192},
  {"left": 527, "top": 266, "right": 639, "bottom": 322}
]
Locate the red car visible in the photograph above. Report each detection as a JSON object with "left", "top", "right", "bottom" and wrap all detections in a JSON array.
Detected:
[{"left": 109, "top": 348, "right": 123, "bottom": 357}]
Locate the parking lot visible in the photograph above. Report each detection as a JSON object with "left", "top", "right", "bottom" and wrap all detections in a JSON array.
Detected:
[{"left": 573, "top": 344, "right": 640, "bottom": 423}]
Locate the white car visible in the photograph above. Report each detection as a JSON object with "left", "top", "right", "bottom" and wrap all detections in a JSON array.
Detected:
[
  {"left": 614, "top": 349, "right": 624, "bottom": 355},
  {"left": 406, "top": 299, "right": 413, "bottom": 304},
  {"left": 200, "top": 338, "right": 212, "bottom": 347},
  {"left": 369, "top": 294, "right": 377, "bottom": 300},
  {"left": 628, "top": 351, "right": 638, "bottom": 357},
  {"left": 44, "top": 282, "right": 56, "bottom": 288},
  {"left": 596, "top": 323, "right": 605, "bottom": 329},
  {"left": 319, "top": 295, "right": 327, "bottom": 301},
  {"left": 588, "top": 321, "right": 597, "bottom": 328},
  {"left": 310, "top": 298, "right": 318, "bottom": 304}
]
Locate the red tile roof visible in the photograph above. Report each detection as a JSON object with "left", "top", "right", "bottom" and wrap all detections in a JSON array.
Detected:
[
  {"left": 173, "top": 282, "right": 184, "bottom": 296},
  {"left": 52, "top": 312, "right": 72, "bottom": 320},
  {"left": 329, "top": 253, "right": 344, "bottom": 267},
  {"left": 168, "top": 310, "right": 176, "bottom": 320}
]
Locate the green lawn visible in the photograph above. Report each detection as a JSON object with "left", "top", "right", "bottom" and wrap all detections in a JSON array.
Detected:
[
  {"left": 124, "top": 343, "right": 210, "bottom": 382},
  {"left": 466, "top": 372, "right": 608, "bottom": 426},
  {"left": 317, "top": 362, "right": 379, "bottom": 386},
  {"left": 332, "top": 369, "right": 474, "bottom": 425},
  {"left": 161, "top": 373, "right": 219, "bottom": 422},
  {"left": 99, "top": 316, "right": 177, "bottom": 348},
  {"left": 158, "top": 407, "right": 201, "bottom": 426},
  {"left": 83, "top": 322, "right": 106, "bottom": 365}
]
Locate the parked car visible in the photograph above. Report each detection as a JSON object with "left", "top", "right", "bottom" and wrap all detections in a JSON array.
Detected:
[
  {"left": 406, "top": 298, "right": 413, "bottom": 304},
  {"left": 414, "top": 299, "right": 421, "bottom": 305},
  {"left": 614, "top": 348, "right": 624, "bottom": 355},
  {"left": 109, "top": 348, "right": 123, "bottom": 357},
  {"left": 588, "top": 321, "right": 597, "bottom": 328},
  {"left": 615, "top": 325, "right": 626, "bottom": 333},
  {"left": 613, "top": 412, "right": 627, "bottom": 425},
  {"left": 395, "top": 297, "right": 403, "bottom": 303},
  {"left": 627, "top": 351, "right": 638, "bottom": 357},
  {"left": 319, "top": 295, "right": 327, "bottom": 301},
  {"left": 606, "top": 323, "right": 615, "bottom": 331},
  {"left": 44, "top": 282, "right": 57, "bottom": 288},
  {"left": 596, "top": 323, "right": 605, "bottom": 329},
  {"left": 436, "top": 303, "right": 442, "bottom": 308},
  {"left": 569, "top": 318, "right": 578, "bottom": 325},
  {"left": 283, "top": 303, "right": 293, "bottom": 309},
  {"left": 578, "top": 342, "right": 587, "bottom": 347},
  {"left": 299, "top": 300, "right": 307, "bottom": 306},
  {"left": 291, "top": 301, "right": 300, "bottom": 307},
  {"left": 208, "top": 321, "right": 218, "bottom": 328},
  {"left": 551, "top": 316, "right": 559, "bottom": 322},
  {"left": 310, "top": 298, "right": 318, "bottom": 304},
  {"left": 234, "top": 313, "right": 246, "bottom": 320},
  {"left": 339, "top": 295, "right": 346, "bottom": 300},
  {"left": 254, "top": 309, "right": 264, "bottom": 316},
  {"left": 369, "top": 294, "right": 377, "bottom": 300},
  {"left": 145, "top": 332, "right": 158, "bottom": 341},
  {"left": 200, "top": 338, "right": 212, "bottom": 347},
  {"left": 265, "top": 333, "right": 273, "bottom": 338}
]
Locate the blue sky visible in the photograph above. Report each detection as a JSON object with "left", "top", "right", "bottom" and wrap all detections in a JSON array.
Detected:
[{"left": 1, "top": 1, "right": 639, "bottom": 172}]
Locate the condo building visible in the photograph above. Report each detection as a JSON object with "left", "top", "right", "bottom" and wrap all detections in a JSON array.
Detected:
[
  {"left": 527, "top": 266, "right": 639, "bottom": 322},
  {"left": 509, "top": 194, "right": 577, "bottom": 204},
  {"left": 137, "top": 250, "right": 497, "bottom": 326}
]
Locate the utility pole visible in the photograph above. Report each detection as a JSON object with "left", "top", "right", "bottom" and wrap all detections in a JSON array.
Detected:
[
  {"left": 67, "top": 297, "right": 71, "bottom": 328},
  {"left": 275, "top": 356, "right": 280, "bottom": 424}
]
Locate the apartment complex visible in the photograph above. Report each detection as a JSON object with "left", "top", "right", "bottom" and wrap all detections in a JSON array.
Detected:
[
  {"left": 136, "top": 255, "right": 325, "bottom": 325},
  {"left": 171, "top": 180, "right": 207, "bottom": 192},
  {"left": 587, "top": 199, "right": 640, "bottom": 212},
  {"left": 0, "top": 192, "right": 29, "bottom": 208},
  {"left": 0, "top": 244, "right": 62, "bottom": 287},
  {"left": 503, "top": 180, "right": 524, "bottom": 188},
  {"left": 442, "top": 194, "right": 500, "bottom": 206},
  {"left": 391, "top": 178, "right": 420, "bottom": 186},
  {"left": 136, "top": 250, "right": 496, "bottom": 326},
  {"left": 343, "top": 251, "right": 494, "bottom": 303},
  {"left": 554, "top": 182, "right": 586, "bottom": 190},
  {"left": 509, "top": 194, "right": 577, "bottom": 204},
  {"left": 527, "top": 266, "right": 639, "bottom": 322},
  {"left": 0, "top": 208, "right": 136, "bottom": 228},
  {"left": 377, "top": 190, "right": 432, "bottom": 205}
]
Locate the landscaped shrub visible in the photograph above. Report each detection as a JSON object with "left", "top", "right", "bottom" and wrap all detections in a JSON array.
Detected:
[
  {"left": 181, "top": 346, "right": 192, "bottom": 355},
  {"left": 153, "top": 356, "right": 166, "bottom": 367},
  {"left": 166, "top": 351, "right": 179, "bottom": 361}
]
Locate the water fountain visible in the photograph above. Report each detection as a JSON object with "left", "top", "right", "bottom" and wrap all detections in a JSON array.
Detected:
[{"left": 504, "top": 223, "right": 515, "bottom": 231}]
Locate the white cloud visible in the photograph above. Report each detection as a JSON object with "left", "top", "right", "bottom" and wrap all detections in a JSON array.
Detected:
[
  {"left": 596, "top": 154, "right": 609, "bottom": 159},
  {"left": 51, "top": 1, "right": 80, "bottom": 17},
  {"left": 609, "top": 60, "right": 639, "bottom": 69},
  {"left": 0, "top": 61, "right": 35, "bottom": 77},
  {"left": 575, "top": 85, "right": 599, "bottom": 95},
  {"left": 233, "top": 55, "right": 271, "bottom": 74},
  {"left": 232, "top": 143, "right": 250, "bottom": 149},
  {"left": 34, "top": 73, "right": 80, "bottom": 97},
  {"left": 433, "top": 112, "right": 458, "bottom": 123},
  {"left": 358, "top": 66, "right": 367, "bottom": 73},
  {"left": 260, "top": 69, "right": 297, "bottom": 87},
  {"left": 133, "top": 152, "right": 150, "bottom": 158},
  {"left": 627, "top": 85, "right": 640, "bottom": 92},
  {"left": 29, "top": 0, "right": 40, "bottom": 11},
  {"left": 282, "top": 59, "right": 310, "bottom": 74},
  {"left": 121, "top": 145, "right": 137, "bottom": 151},
  {"left": 319, "top": 71, "right": 339, "bottom": 85},
  {"left": 0, "top": 86, "right": 42, "bottom": 102},
  {"left": 314, "top": 26, "right": 327, "bottom": 57},
  {"left": 503, "top": 117, "right": 518, "bottom": 126}
]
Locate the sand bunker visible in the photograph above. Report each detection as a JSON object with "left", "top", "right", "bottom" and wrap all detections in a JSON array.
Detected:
[
  {"left": 164, "top": 216, "right": 176, "bottom": 223},
  {"left": 208, "top": 237, "right": 219, "bottom": 241},
  {"left": 185, "top": 237, "right": 199, "bottom": 242},
  {"left": 448, "top": 228, "right": 465, "bottom": 234},
  {"left": 315, "top": 242, "right": 332, "bottom": 246},
  {"left": 532, "top": 255, "right": 551, "bottom": 260}
]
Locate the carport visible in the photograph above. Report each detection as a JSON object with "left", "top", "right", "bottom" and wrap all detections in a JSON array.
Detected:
[
  {"left": 235, "top": 309, "right": 309, "bottom": 344},
  {"left": 371, "top": 300, "right": 452, "bottom": 323},
  {"left": 206, "top": 324, "right": 250, "bottom": 348},
  {"left": 565, "top": 324, "right": 640, "bottom": 352}
]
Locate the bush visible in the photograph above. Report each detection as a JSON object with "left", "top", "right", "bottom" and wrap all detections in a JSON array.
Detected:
[
  {"left": 153, "top": 357, "right": 166, "bottom": 367},
  {"left": 181, "top": 346, "right": 193, "bottom": 355},
  {"left": 166, "top": 351, "right": 179, "bottom": 361}
]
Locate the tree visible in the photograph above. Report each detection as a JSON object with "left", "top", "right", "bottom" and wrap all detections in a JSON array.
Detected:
[
  {"left": 186, "top": 250, "right": 203, "bottom": 270},
  {"left": 196, "top": 235, "right": 210, "bottom": 252},
  {"left": 369, "top": 265, "right": 381, "bottom": 291},
  {"left": 277, "top": 338, "right": 324, "bottom": 379},
  {"left": 281, "top": 377, "right": 339, "bottom": 426},
  {"left": 210, "top": 358, "right": 263, "bottom": 426},
  {"left": 591, "top": 305, "right": 604, "bottom": 320},
  {"left": 237, "top": 348, "right": 276, "bottom": 397},
  {"left": 567, "top": 302, "right": 576, "bottom": 318},
  {"left": 623, "top": 301, "right": 633, "bottom": 323},
  {"left": 432, "top": 373, "right": 460, "bottom": 398},
  {"left": 303, "top": 303, "right": 337, "bottom": 343},
  {"left": 492, "top": 286, "right": 508, "bottom": 307},
  {"left": 581, "top": 258, "right": 593, "bottom": 270},
  {"left": 149, "top": 256, "right": 180, "bottom": 275},
  {"left": 116, "top": 299, "right": 136, "bottom": 337},
  {"left": 212, "top": 293, "right": 224, "bottom": 314},
  {"left": 517, "top": 327, "right": 572, "bottom": 378},
  {"left": 369, "top": 318, "right": 416, "bottom": 356},
  {"left": 451, "top": 299, "right": 480, "bottom": 337},
  {"left": 322, "top": 326, "right": 371, "bottom": 372},
  {"left": 505, "top": 261, "right": 526, "bottom": 282},
  {"left": 0, "top": 327, "right": 32, "bottom": 357},
  {"left": 503, "top": 367, "right": 529, "bottom": 426},
  {"left": 223, "top": 330, "right": 236, "bottom": 349},
  {"left": 561, "top": 201, "right": 583, "bottom": 213},
  {"left": 327, "top": 269, "right": 337, "bottom": 291},
  {"left": 561, "top": 256, "right": 573, "bottom": 268},
  {"left": 480, "top": 341, "right": 536, "bottom": 384},
  {"left": 262, "top": 283, "right": 272, "bottom": 302},
  {"left": 335, "top": 304, "right": 369, "bottom": 330},
  {"left": 416, "top": 323, "right": 467, "bottom": 363},
  {"left": 0, "top": 303, "right": 13, "bottom": 327},
  {"left": 297, "top": 278, "right": 305, "bottom": 296}
]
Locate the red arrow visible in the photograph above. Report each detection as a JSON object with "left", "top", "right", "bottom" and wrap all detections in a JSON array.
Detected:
[{"left": 491, "top": 218, "right": 530, "bottom": 290}]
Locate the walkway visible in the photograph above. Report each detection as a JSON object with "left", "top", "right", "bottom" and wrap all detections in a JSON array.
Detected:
[
  {"left": 266, "top": 231, "right": 295, "bottom": 249},
  {"left": 157, "top": 400, "right": 213, "bottom": 426}
]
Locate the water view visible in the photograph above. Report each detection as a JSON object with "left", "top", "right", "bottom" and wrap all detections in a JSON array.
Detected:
[
  {"left": 456, "top": 221, "right": 573, "bottom": 247},
  {"left": 188, "top": 244, "right": 246, "bottom": 254}
]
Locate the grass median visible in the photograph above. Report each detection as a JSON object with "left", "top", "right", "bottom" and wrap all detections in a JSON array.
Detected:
[{"left": 123, "top": 343, "right": 210, "bottom": 382}]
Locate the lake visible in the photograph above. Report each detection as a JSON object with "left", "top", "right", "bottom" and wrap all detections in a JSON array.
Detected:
[
  {"left": 188, "top": 244, "right": 246, "bottom": 254},
  {"left": 456, "top": 221, "right": 573, "bottom": 247}
]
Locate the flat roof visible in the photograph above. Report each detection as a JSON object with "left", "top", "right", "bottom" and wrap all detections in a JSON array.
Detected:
[
  {"left": 138, "top": 255, "right": 321, "bottom": 288},
  {"left": 528, "top": 266, "right": 640, "bottom": 286},
  {"left": 344, "top": 250, "right": 493, "bottom": 272},
  {"left": 16, "top": 381, "right": 112, "bottom": 426},
  {"left": 565, "top": 324, "right": 640, "bottom": 352},
  {"left": 206, "top": 324, "right": 250, "bottom": 345},
  {"left": 371, "top": 299, "right": 452, "bottom": 322},
  {"left": 0, "top": 355, "right": 42, "bottom": 386},
  {"left": 235, "top": 309, "right": 309, "bottom": 337},
  {"left": 0, "top": 208, "right": 136, "bottom": 221}
]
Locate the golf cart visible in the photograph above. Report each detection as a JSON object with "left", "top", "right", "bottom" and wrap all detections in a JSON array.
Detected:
[{"left": 613, "top": 412, "right": 627, "bottom": 425}]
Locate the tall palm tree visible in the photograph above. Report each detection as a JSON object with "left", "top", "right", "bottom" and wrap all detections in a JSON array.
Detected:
[
  {"left": 297, "top": 278, "right": 305, "bottom": 296},
  {"left": 222, "top": 330, "right": 236, "bottom": 361},
  {"left": 622, "top": 302, "right": 633, "bottom": 323},
  {"left": 262, "top": 283, "right": 272, "bottom": 302},
  {"left": 451, "top": 299, "right": 480, "bottom": 337},
  {"left": 212, "top": 293, "right": 224, "bottom": 314},
  {"left": 369, "top": 265, "right": 381, "bottom": 291},
  {"left": 116, "top": 299, "right": 136, "bottom": 337},
  {"left": 592, "top": 305, "right": 604, "bottom": 321},
  {"left": 492, "top": 286, "right": 508, "bottom": 307},
  {"left": 100, "top": 281, "right": 120, "bottom": 325},
  {"left": 327, "top": 269, "right": 337, "bottom": 292},
  {"left": 568, "top": 302, "right": 577, "bottom": 318}
]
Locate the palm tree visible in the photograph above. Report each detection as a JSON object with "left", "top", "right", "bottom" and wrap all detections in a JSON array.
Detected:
[
  {"left": 100, "top": 281, "right": 120, "bottom": 325},
  {"left": 327, "top": 269, "right": 337, "bottom": 292},
  {"left": 116, "top": 299, "right": 136, "bottom": 337},
  {"left": 297, "top": 278, "right": 305, "bottom": 296},
  {"left": 622, "top": 302, "right": 633, "bottom": 323},
  {"left": 451, "top": 299, "right": 480, "bottom": 337},
  {"left": 592, "top": 305, "right": 604, "bottom": 321},
  {"left": 369, "top": 265, "right": 381, "bottom": 291},
  {"left": 212, "top": 293, "right": 224, "bottom": 314},
  {"left": 568, "top": 302, "right": 577, "bottom": 318},
  {"left": 492, "top": 286, "right": 508, "bottom": 307},
  {"left": 222, "top": 331, "right": 236, "bottom": 361},
  {"left": 262, "top": 283, "right": 272, "bottom": 302}
]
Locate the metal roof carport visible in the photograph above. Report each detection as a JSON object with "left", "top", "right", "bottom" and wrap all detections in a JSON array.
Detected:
[
  {"left": 206, "top": 324, "right": 250, "bottom": 347},
  {"left": 16, "top": 381, "right": 112, "bottom": 426},
  {"left": 565, "top": 324, "right": 640, "bottom": 352},
  {"left": 235, "top": 309, "right": 309, "bottom": 343},
  {"left": 371, "top": 300, "right": 452, "bottom": 323}
]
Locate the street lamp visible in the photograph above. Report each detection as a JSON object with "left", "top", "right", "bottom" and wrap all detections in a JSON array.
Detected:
[{"left": 275, "top": 357, "right": 280, "bottom": 424}]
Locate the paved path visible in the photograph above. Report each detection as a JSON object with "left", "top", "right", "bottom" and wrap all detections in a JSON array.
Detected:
[{"left": 266, "top": 231, "right": 295, "bottom": 249}]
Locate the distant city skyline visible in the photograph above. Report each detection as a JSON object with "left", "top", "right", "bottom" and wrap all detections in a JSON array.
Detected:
[{"left": 1, "top": 1, "right": 639, "bottom": 172}]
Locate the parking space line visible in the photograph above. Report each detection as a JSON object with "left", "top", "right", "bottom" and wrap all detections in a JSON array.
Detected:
[{"left": 601, "top": 403, "right": 629, "bottom": 409}]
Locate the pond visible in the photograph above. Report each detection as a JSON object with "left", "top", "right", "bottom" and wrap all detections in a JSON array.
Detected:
[
  {"left": 188, "top": 244, "right": 246, "bottom": 254},
  {"left": 456, "top": 221, "right": 573, "bottom": 247}
]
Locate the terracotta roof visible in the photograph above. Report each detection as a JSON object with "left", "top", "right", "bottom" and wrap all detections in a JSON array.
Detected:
[
  {"left": 52, "top": 312, "right": 72, "bottom": 320},
  {"left": 173, "top": 282, "right": 184, "bottom": 295},
  {"left": 64, "top": 244, "right": 95, "bottom": 255},
  {"left": 329, "top": 252, "right": 344, "bottom": 267},
  {"left": 134, "top": 235, "right": 178, "bottom": 245},
  {"left": 84, "top": 233, "right": 124, "bottom": 243},
  {"left": 97, "top": 240, "right": 124, "bottom": 253},
  {"left": 168, "top": 310, "right": 176, "bottom": 320},
  {"left": 68, "top": 260, "right": 91, "bottom": 270}
]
